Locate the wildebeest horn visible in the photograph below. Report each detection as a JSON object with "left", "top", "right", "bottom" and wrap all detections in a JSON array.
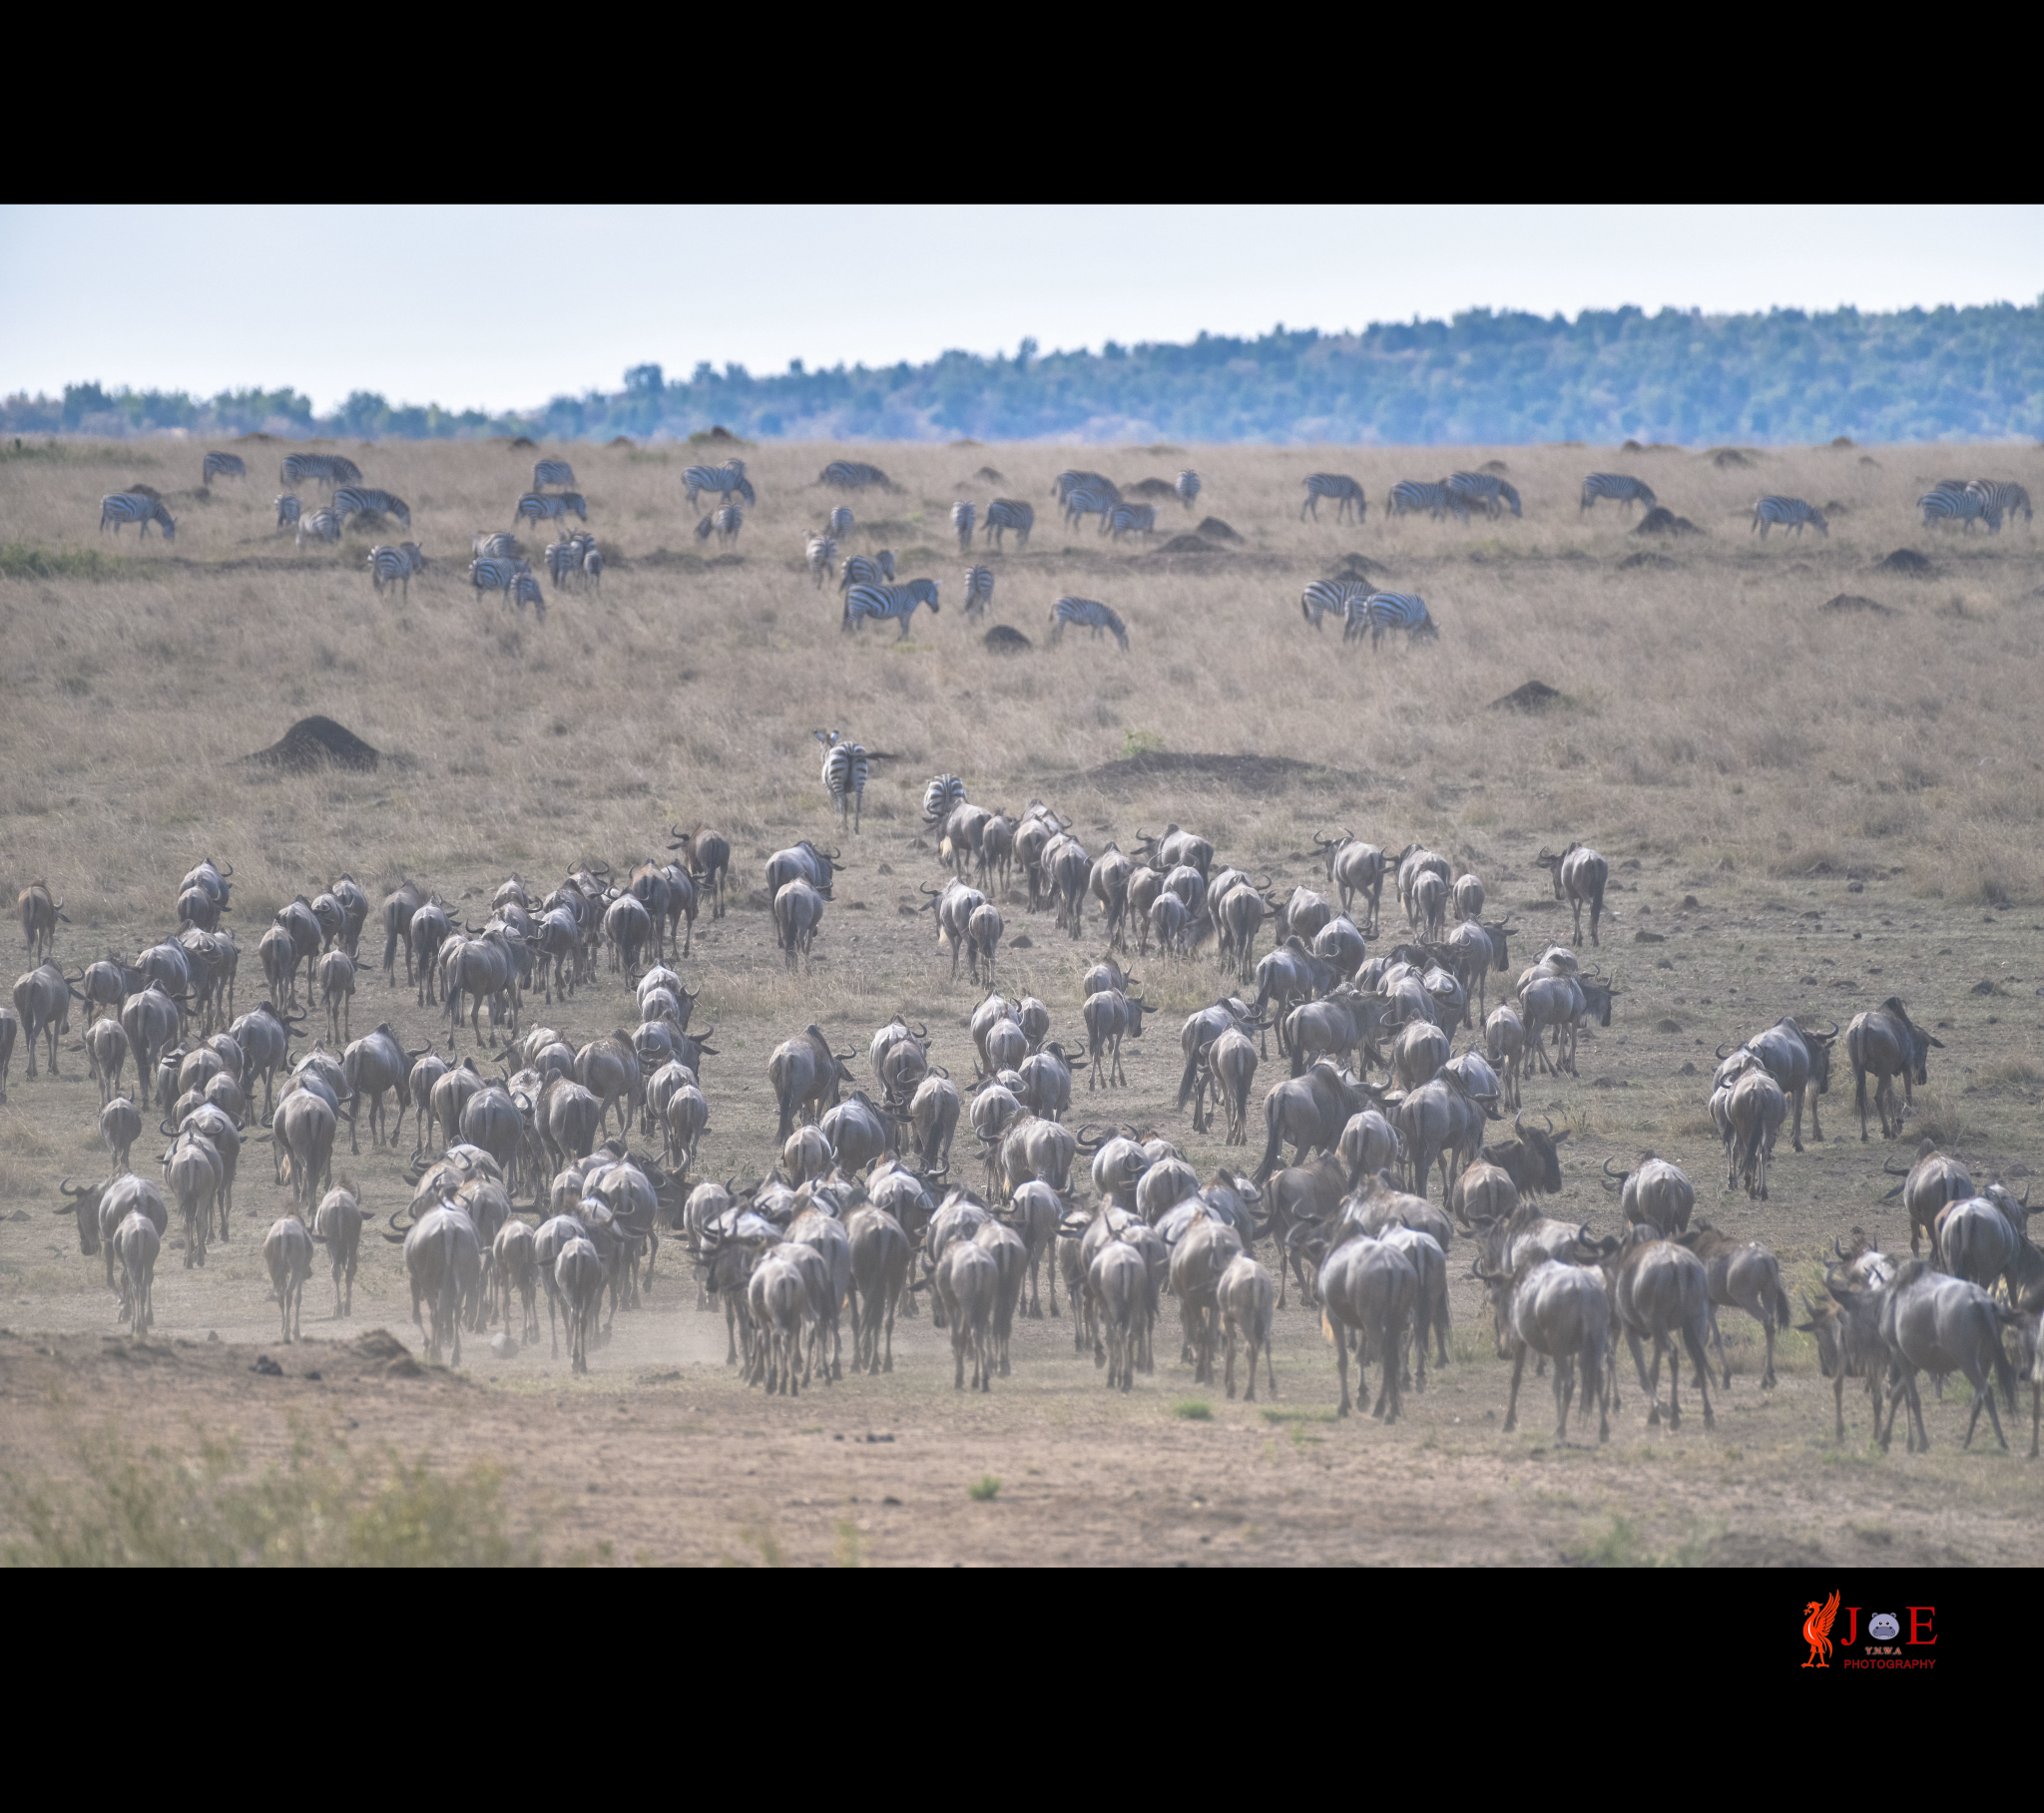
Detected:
[
  {"left": 1603, "top": 1156, "right": 1625, "bottom": 1178},
  {"left": 220, "top": 863, "right": 233, "bottom": 877},
  {"left": 58, "top": 1177, "right": 80, "bottom": 1197},
  {"left": 1540, "top": 1113, "right": 1554, "bottom": 1133},
  {"left": 1716, "top": 1044, "right": 1735, "bottom": 1060},
  {"left": 1833, "top": 1237, "right": 1850, "bottom": 1260}
]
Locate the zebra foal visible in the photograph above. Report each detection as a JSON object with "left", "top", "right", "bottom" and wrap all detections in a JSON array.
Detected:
[
  {"left": 1050, "top": 597, "right": 1128, "bottom": 651},
  {"left": 1752, "top": 496, "right": 1826, "bottom": 539}
]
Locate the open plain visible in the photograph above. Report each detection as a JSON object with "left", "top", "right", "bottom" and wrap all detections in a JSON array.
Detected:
[{"left": 3, "top": 434, "right": 2043, "bottom": 1566}]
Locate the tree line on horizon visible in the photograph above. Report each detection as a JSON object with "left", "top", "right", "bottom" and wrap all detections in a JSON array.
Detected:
[{"left": 9, "top": 302, "right": 2043, "bottom": 446}]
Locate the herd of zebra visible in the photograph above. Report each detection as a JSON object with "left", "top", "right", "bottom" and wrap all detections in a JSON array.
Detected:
[{"left": 1916, "top": 477, "right": 2034, "bottom": 535}]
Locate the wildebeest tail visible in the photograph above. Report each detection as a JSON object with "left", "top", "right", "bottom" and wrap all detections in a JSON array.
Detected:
[
  {"left": 1253, "top": 1097, "right": 1285, "bottom": 1184},
  {"left": 1177, "top": 1049, "right": 1200, "bottom": 1111},
  {"left": 1774, "top": 1281, "right": 1793, "bottom": 1332},
  {"left": 1984, "top": 1301, "right": 2018, "bottom": 1409}
]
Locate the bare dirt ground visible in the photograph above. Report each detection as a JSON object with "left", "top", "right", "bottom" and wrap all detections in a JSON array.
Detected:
[{"left": 3, "top": 436, "right": 2043, "bottom": 1564}]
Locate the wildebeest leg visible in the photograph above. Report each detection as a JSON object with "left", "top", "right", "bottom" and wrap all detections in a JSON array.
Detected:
[
  {"left": 1262, "top": 1331, "right": 1277, "bottom": 1400},
  {"left": 1503, "top": 1345, "right": 1528, "bottom": 1433},
  {"left": 1333, "top": 1314, "right": 1352, "bottom": 1416},
  {"left": 1685, "top": 1325, "right": 1715, "bottom": 1427},
  {"left": 1626, "top": 1328, "right": 1657, "bottom": 1422},
  {"left": 1707, "top": 1304, "right": 1731, "bottom": 1390}
]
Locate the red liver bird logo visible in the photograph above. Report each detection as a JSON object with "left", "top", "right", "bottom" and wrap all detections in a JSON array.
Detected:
[{"left": 1801, "top": 1590, "right": 1840, "bottom": 1667}]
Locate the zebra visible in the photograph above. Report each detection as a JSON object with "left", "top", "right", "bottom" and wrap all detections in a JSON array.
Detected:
[
  {"left": 1580, "top": 472, "right": 1657, "bottom": 515},
  {"left": 1052, "top": 470, "right": 1120, "bottom": 508},
  {"left": 1388, "top": 479, "right": 1464, "bottom": 520},
  {"left": 695, "top": 505, "right": 743, "bottom": 545},
  {"left": 963, "top": 565, "right": 994, "bottom": 620},
  {"left": 367, "top": 543, "right": 427, "bottom": 598},
  {"left": 805, "top": 533, "right": 838, "bottom": 588},
  {"left": 1301, "top": 579, "right": 1369, "bottom": 632},
  {"left": 844, "top": 579, "right": 939, "bottom": 637},
  {"left": 1061, "top": 484, "right": 1118, "bottom": 531},
  {"left": 839, "top": 553, "right": 895, "bottom": 591},
  {"left": 1967, "top": 479, "right": 2032, "bottom": 526},
  {"left": 923, "top": 773, "right": 967, "bottom": 828},
  {"left": 683, "top": 461, "right": 749, "bottom": 507},
  {"left": 821, "top": 460, "right": 889, "bottom": 489},
  {"left": 296, "top": 508, "right": 340, "bottom": 548},
  {"left": 1050, "top": 597, "right": 1128, "bottom": 651},
  {"left": 516, "top": 491, "right": 586, "bottom": 528},
  {"left": 1918, "top": 483, "right": 1995, "bottom": 533},
  {"left": 1300, "top": 473, "right": 1365, "bottom": 522},
  {"left": 983, "top": 498, "right": 1034, "bottom": 547},
  {"left": 510, "top": 571, "right": 547, "bottom": 620},
  {"left": 202, "top": 452, "right": 246, "bottom": 485},
  {"left": 280, "top": 452, "right": 360, "bottom": 491},
  {"left": 469, "top": 555, "right": 529, "bottom": 596},
  {"left": 815, "top": 729, "right": 871, "bottom": 831},
  {"left": 1107, "top": 503, "right": 1157, "bottom": 541},
  {"left": 1176, "top": 470, "right": 1201, "bottom": 511},
  {"left": 581, "top": 546, "right": 602, "bottom": 590},
  {"left": 1752, "top": 496, "right": 1826, "bottom": 539},
  {"left": 98, "top": 492, "right": 176, "bottom": 541},
  {"left": 951, "top": 501, "right": 976, "bottom": 549},
  {"left": 1447, "top": 472, "right": 1520, "bottom": 519},
  {"left": 545, "top": 538, "right": 581, "bottom": 587},
  {"left": 533, "top": 458, "right": 577, "bottom": 489},
  {"left": 333, "top": 486, "right": 411, "bottom": 527},
  {"left": 1351, "top": 592, "right": 1436, "bottom": 648},
  {"left": 827, "top": 505, "right": 853, "bottom": 539},
  {"left": 275, "top": 495, "right": 300, "bottom": 531},
  {"left": 476, "top": 530, "right": 522, "bottom": 562}
]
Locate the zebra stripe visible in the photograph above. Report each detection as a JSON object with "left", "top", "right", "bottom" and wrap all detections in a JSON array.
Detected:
[
  {"left": 275, "top": 495, "right": 301, "bottom": 529},
  {"left": 838, "top": 553, "right": 896, "bottom": 591},
  {"left": 469, "top": 555, "right": 529, "bottom": 594},
  {"left": 98, "top": 492, "right": 176, "bottom": 541},
  {"left": 1751, "top": 496, "right": 1826, "bottom": 539},
  {"left": 1347, "top": 592, "right": 1435, "bottom": 647},
  {"left": 581, "top": 547, "right": 603, "bottom": 589},
  {"left": 821, "top": 460, "right": 889, "bottom": 490},
  {"left": 1967, "top": 479, "right": 2031, "bottom": 526},
  {"left": 951, "top": 501, "right": 976, "bottom": 548},
  {"left": 333, "top": 486, "right": 411, "bottom": 527},
  {"left": 516, "top": 491, "right": 586, "bottom": 527},
  {"left": 1107, "top": 503, "right": 1157, "bottom": 541},
  {"left": 203, "top": 452, "right": 246, "bottom": 484},
  {"left": 815, "top": 730, "right": 870, "bottom": 830},
  {"left": 695, "top": 505, "right": 743, "bottom": 544},
  {"left": 367, "top": 544, "right": 426, "bottom": 597},
  {"left": 1446, "top": 472, "right": 1521, "bottom": 518},
  {"left": 844, "top": 579, "right": 939, "bottom": 636},
  {"left": 923, "top": 774, "right": 967, "bottom": 825},
  {"left": 1300, "top": 473, "right": 1365, "bottom": 522},
  {"left": 533, "top": 458, "right": 577, "bottom": 489},
  {"left": 683, "top": 462, "right": 751, "bottom": 507},
  {"left": 1919, "top": 483, "right": 1993, "bottom": 532},
  {"left": 963, "top": 565, "right": 994, "bottom": 620},
  {"left": 296, "top": 508, "right": 340, "bottom": 547},
  {"left": 983, "top": 498, "right": 1034, "bottom": 547},
  {"left": 1301, "top": 579, "right": 1369, "bottom": 631},
  {"left": 279, "top": 452, "right": 362, "bottom": 491},
  {"left": 510, "top": 571, "right": 547, "bottom": 619},
  {"left": 1176, "top": 470, "right": 1201, "bottom": 510},
  {"left": 476, "top": 531, "right": 521, "bottom": 561},
  {"left": 805, "top": 533, "right": 837, "bottom": 588},
  {"left": 1387, "top": 480, "right": 1463, "bottom": 520},
  {"left": 546, "top": 538, "right": 579, "bottom": 586},
  {"left": 1052, "top": 470, "right": 1120, "bottom": 507},
  {"left": 1580, "top": 472, "right": 1657, "bottom": 513},
  {"left": 1061, "top": 484, "right": 1117, "bottom": 530},
  {"left": 827, "top": 505, "right": 853, "bottom": 538},
  {"left": 1049, "top": 597, "right": 1128, "bottom": 650}
]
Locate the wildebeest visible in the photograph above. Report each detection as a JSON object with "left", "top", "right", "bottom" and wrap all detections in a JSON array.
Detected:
[
  {"left": 1674, "top": 1222, "right": 1792, "bottom": 1389},
  {"left": 1317, "top": 1228, "right": 1416, "bottom": 1422},
  {"left": 313, "top": 1184, "right": 363, "bottom": 1317},
  {"left": 113, "top": 1210, "right": 160, "bottom": 1339},
  {"left": 936, "top": 1239, "right": 998, "bottom": 1391},
  {"left": 1590, "top": 1226, "right": 1715, "bottom": 1430},
  {"left": 1881, "top": 1137, "right": 1972, "bottom": 1258},
  {"left": 1254, "top": 1061, "right": 1362, "bottom": 1182},
  {"left": 1873, "top": 1260, "right": 2017, "bottom": 1452},
  {"left": 1602, "top": 1153, "right": 1694, "bottom": 1235},
  {"left": 13, "top": 960, "right": 76, "bottom": 1078},
  {"left": 1728, "top": 1064, "right": 1788, "bottom": 1199},
  {"left": 1846, "top": 997, "right": 1941, "bottom": 1140},
  {"left": 1472, "top": 1254, "right": 1611, "bottom": 1442},
  {"left": 1735, "top": 1016, "right": 1837, "bottom": 1149},
  {"left": 1219, "top": 1253, "right": 1277, "bottom": 1400},
  {"left": 264, "top": 1215, "right": 315, "bottom": 1342},
  {"left": 18, "top": 881, "right": 65, "bottom": 964},
  {"left": 1533, "top": 843, "right": 1609, "bottom": 947}
]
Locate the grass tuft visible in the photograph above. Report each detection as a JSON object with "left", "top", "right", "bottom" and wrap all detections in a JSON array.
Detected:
[
  {"left": 968, "top": 1475, "right": 1001, "bottom": 1502},
  {"left": 1173, "top": 1400, "right": 1213, "bottom": 1421},
  {"left": 0, "top": 543, "right": 137, "bottom": 581}
]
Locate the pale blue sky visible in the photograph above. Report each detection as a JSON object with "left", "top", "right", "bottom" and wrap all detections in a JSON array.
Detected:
[{"left": 3, "top": 205, "right": 2038, "bottom": 414}]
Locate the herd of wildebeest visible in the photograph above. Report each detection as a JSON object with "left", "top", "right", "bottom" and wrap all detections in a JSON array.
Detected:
[{"left": 5, "top": 780, "right": 2040, "bottom": 1458}]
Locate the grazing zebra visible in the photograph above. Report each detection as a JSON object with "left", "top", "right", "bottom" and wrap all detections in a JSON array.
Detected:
[
  {"left": 1350, "top": 592, "right": 1436, "bottom": 647},
  {"left": 203, "top": 452, "right": 246, "bottom": 485},
  {"left": 367, "top": 543, "right": 427, "bottom": 597},
  {"left": 333, "top": 486, "right": 411, "bottom": 527},
  {"left": 839, "top": 552, "right": 895, "bottom": 591},
  {"left": 469, "top": 555, "right": 529, "bottom": 596},
  {"left": 1580, "top": 472, "right": 1657, "bottom": 514},
  {"left": 1388, "top": 479, "right": 1464, "bottom": 520},
  {"left": 1752, "top": 496, "right": 1826, "bottom": 539},
  {"left": 1918, "top": 483, "right": 1995, "bottom": 533},
  {"left": 827, "top": 505, "right": 853, "bottom": 538},
  {"left": 515, "top": 491, "right": 586, "bottom": 528},
  {"left": 1052, "top": 470, "right": 1120, "bottom": 507},
  {"left": 684, "top": 461, "right": 750, "bottom": 507},
  {"left": 923, "top": 773, "right": 967, "bottom": 826},
  {"left": 815, "top": 729, "right": 871, "bottom": 831},
  {"left": 983, "top": 498, "right": 1034, "bottom": 547},
  {"left": 533, "top": 458, "right": 577, "bottom": 489},
  {"left": 1061, "top": 484, "right": 1118, "bottom": 531},
  {"left": 477, "top": 531, "right": 521, "bottom": 561},
  {"left": 1050, "top": 597, "right": 1128, "bottom": 651},
  {"left": 1967, "top": 479, "right": 2032, "bottom": 526},
  {"left": 951, "top": 501, "right": 976, "bottom": 549},
  {"left": 510, "top": 571, "right": 547, "bottom": 620},
  {"left": 695, "top": 505, "right": 743, "bottom": 545},
  {"left": 296, "top": 508, "right": 340, "bottom": 548},
  {"left": 821, "top": 460, "right": 889, "bottom": 490},
  {"left": 1107, "top": 503, "right": 1157, "bottom": 541},
  {"left": 1176, "top": 470, "right": 1201, "bottom": 510},
  {"left": 1300, "top": 473, "right": 1366, "bottom": 522},
  {"left": 1447, "top": 472, "right": 1520, "bottom": 518},
  {"left": 98, "top": 492, "right": 176, "bottom": 541},
  {"left": 279, "top": 452, "right": 360, "bottom": 491},
  {"left": 805, "top": 533, "right": 838, "bottom": 588},
  {"left": 1300, "top": 579, "right": 1369, "bottom": 631},
  {"left": 275, "top": 495, "right": 300, "bottom": 531},
  {"left": 844, "top": 579, "right": 939, "bottom": 637},
  {"left": 963, "top": 565, "right": 994, "bottom": 620}
]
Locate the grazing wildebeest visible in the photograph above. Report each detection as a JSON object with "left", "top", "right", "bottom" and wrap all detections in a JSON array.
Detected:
[
  {"left": 1533, "top": 843, "right": 1609, "bottom": 947},
  {"left": 1674, "top": 1222, "right": 1792, "bottom": 1389},
  {"left": 1472, "top": 1254, "right": 1611, "bottom": 1443},
  {"left": 1846, "top": 996, "right": 1941, "bottom": 1140}
]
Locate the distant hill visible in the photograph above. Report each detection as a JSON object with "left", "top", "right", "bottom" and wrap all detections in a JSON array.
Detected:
[{"left": 12, "top": 303, "right": 2043, "bottom": 444}]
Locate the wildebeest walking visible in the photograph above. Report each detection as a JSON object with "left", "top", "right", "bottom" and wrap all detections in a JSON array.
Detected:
[{"left": 1845, "top": 997, "right": 1941, "bottom": 1140}]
